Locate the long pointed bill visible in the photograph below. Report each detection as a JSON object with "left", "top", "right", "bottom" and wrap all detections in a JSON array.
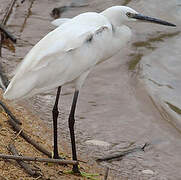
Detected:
[{"left": 132, "top": 14, "right": 176, "bottom": 27}]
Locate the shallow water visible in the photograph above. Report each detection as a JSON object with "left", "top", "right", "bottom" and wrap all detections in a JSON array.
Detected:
[{"left": 1, "top": 0, "right": 181, "bottom": 179}]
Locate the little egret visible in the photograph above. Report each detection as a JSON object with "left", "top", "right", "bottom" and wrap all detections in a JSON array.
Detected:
[{"left": 3, "top": 6, "right": 176, "bottom": 173}]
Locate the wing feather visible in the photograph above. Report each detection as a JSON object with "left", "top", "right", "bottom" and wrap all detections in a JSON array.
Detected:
[
  {"left": 51, "top": 18, "right": 71, "bottom": 27},
  {"left": 4, "top": 12, "right": 112, "bottom": 99},
  {"left": 15, "top": 13, "right": 111, "bottom": 76}
]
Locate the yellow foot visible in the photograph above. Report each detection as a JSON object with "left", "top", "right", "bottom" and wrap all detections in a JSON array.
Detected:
[
  {"left": 48, "top": 152, "right": 67, "bottom": 166},
  {"left": 64, "top": 170, "right": 99, "bottom": 180},
  {"left": 81, "top": 171, "right": 99, "bottom": 180}
]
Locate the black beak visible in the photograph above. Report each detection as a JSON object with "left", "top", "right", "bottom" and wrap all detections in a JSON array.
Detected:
[{"left": 132, "top": 14, "right": 176, "bottom": 27}]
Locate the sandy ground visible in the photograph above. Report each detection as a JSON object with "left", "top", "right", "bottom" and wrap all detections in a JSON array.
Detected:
[{"left": 0, "top": 89, "right": 106, "bottom": 179}]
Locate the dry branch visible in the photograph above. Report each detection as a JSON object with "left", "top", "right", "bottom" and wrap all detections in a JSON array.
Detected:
[
  {"left": 0, "top": 100, "right": 22, "bottom": 125},
  {"left": 0, "top": 25, "right": 16, "bottom": 43},
  {"left": 0, "top": 153, "right": 78, "bottom": 165},
  {"left": 8, "top": 144, "right": 39, "bottom": 177},
  {"left": 8, "top": 117, "right": 52, "bottom": 158},
  {"left": 2, "top": 0, "right": 17, "bottom": 25},
  {"left": 97, "top": 143, "right": 150, "bottom": 162},
  {"left": 0, "top": 0, "right": 17, "bottom": 56}
]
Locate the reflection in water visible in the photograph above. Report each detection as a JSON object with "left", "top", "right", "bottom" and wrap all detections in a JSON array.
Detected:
[
  {"left": 122, "top": 0, "right": 132, "bottom": 6},
  {"left": 129, "top": 31, "right": 180, "bottom": 71},
  {"left": 128, "top": 53, "right": 143, "bottom": 70},
  {"left": 139, "top": 27, "right": 181, "bottom": 125},
  {"left": 147, "top": 31, "right": 180, "bottom": 42}
]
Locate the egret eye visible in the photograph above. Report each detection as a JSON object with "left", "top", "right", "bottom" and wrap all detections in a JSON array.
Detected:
[{"left": 126, "top": 12, "right": 132, "bottom": 17}]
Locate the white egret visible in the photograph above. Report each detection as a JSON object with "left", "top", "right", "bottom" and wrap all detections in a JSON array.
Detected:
[{"left": 3, "top": 6, "right": 176, "bottom": 173}]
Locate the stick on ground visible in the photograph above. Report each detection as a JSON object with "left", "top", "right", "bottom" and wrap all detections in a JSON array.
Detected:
[
  {"left": 97, "top": 143, "right": 150, "bottom": 162},
  {"left": 2, "top": 0, "right": 17, "bottom": 25},
  {"left": 8, "top": 144, "right": 40, "bottom": 177},
  {"left": 0, "top": 100, "right": 22, "bottom": 125},
  {"left": 8, "top": 117, "right": 52, "bottom": 158},
  {"left": 0, "top": 25, "right": 16, "bottom": 43},
  {"left": 0, "top": 101, "right": 52, "bottom": 158},
  {"left": 0, "top": 153, "right": 78, "bottom": 165}
]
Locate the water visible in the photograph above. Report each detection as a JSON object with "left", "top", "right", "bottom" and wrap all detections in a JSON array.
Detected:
[{"left": 1, "top": 0, "right": 181, "bottom": 179}]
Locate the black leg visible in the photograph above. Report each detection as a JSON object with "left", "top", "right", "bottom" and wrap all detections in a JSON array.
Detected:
[
  {"left": 68, "top": 90, "right": 80, "bottom": 173},
  {"left": 52, "top": 86, "right": 61, "bottom": 159}
]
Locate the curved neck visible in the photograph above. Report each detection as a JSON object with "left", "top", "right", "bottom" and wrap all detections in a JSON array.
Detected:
[{"left": 100, "top": 9, "right": 123, "bottom": 27}]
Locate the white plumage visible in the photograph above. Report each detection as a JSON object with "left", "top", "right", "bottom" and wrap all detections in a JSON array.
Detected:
[
  {"left": 4, "top": 6, "right": 135, "bottom": 100},
  {"left": 51, "top": 18, "right": 70, "bottom": 26}
]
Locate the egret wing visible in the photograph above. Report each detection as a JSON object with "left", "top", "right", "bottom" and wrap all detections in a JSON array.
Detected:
[
  {"left": 16, "top": 15, "right": 111, "bottom": 75},
  {"left": 51, "top": 18, "right": 71, "bottom": 27},
  {"left": 4, "top": 12, "right": 112, "bottom": 100}
]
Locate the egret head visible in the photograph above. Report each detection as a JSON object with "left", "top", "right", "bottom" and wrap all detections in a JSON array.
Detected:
[{"left": 101, "top": 6, "right": 176, "bottom": 27}]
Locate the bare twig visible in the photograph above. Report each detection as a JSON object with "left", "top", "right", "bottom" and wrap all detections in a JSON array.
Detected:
[
  {"left": 20, "top": 0, "right": 35, "bottom": 33},
  {"left": 0, "top": 101, "right": 53, "bottom": 158},
  {"left": 0, "top": 153, "right": 78, "bottom": 165},
  {"left": 2, "top": 0, "right": 17, "bottom": 25},
  {"left": 8, "top": 144, "right": 39, "bottom": 177},
  {"left": 0, "top": 0, "right": 17, "bottom": 56},
  {"left": 0, "top": 25, "right": 16, "bottom": 43},
  {"left": 8, "top": 117, "right": 52, "bottom": 158},
  {"left": 12, "top": 128, "right": 23, "bottom": 142},
  {"left": 0, "top": 100, "right": 22, "bottom": 125},
  {"left": 97, "top": 143, "right": 150, "bottom": 162}
]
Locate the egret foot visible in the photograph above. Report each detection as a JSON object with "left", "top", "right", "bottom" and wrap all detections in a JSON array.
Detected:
[
  {"left": 72, "top": 164, "right": 80, "bottom": 174},
  {"left": 52, "top": 146, "right": 62, "bottom": 159},
  {"left": 51, "top": 152, "right": 68, "bottom": 167},
  {"left": 52, "top": 150, "right": 65, "bottom": 160},
  {"left": 53, "top": 154, "right": 63, "bottom": 159},
  {"left": 80, "top": 171, "right": 99, "bottom": 180},
  {"left": 64, "top": 169, "right": 99, "bottom": 180}
]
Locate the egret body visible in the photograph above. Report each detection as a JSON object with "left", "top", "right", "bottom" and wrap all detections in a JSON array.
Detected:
[{"left": 3, "top": 6, "right": 175, "bottom": 173}]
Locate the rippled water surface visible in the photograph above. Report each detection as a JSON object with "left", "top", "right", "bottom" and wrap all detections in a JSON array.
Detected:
[{"left": 1, "top": 0, "right": 181, "bottom": 179}]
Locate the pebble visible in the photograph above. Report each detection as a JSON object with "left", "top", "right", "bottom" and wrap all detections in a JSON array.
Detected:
[{"left": 142, "top": 169, "right": 154, "bottom": 175}]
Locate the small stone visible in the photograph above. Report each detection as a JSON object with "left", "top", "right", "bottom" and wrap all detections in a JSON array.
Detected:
[
  {"left": 85, "top": 139, "right": 110, "bottom": 147},
  {"left": 142, "top": 169, "right": 154, "bottom": 175}
]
